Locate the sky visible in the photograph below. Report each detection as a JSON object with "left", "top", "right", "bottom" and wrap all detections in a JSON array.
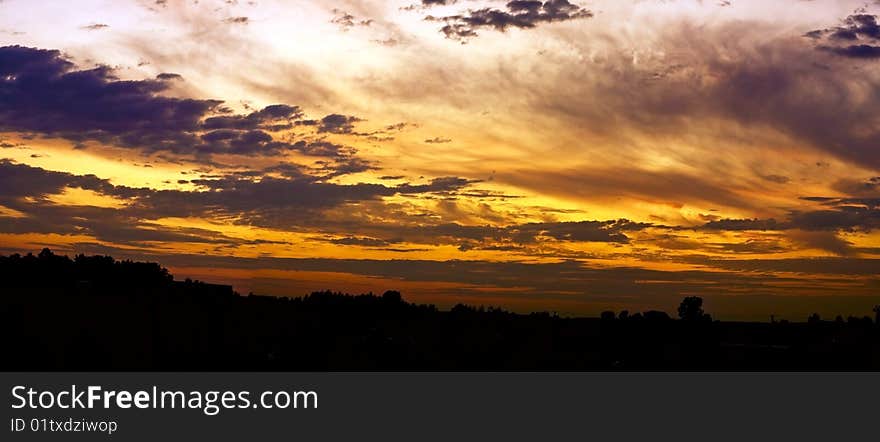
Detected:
[{"left": 0, "top": 0, "right": 879, "bottom": 320}]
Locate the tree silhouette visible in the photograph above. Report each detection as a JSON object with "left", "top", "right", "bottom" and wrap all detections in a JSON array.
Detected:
[
  {"left": 677, "top": 296, "right": 705, "bottom": 321},
  {"left": 382, "top": 290, "right": 402, "bottom": 303},
  {"left": 3, "top": 249, "right": 880, "bottom": 370},
  {"left": 643, "top": 310, "right": 671, "bottom": 321}
]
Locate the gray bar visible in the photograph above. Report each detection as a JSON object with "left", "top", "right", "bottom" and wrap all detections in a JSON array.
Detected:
[{"left": 2, "top": 373, "right": 876, "bottom": 441}]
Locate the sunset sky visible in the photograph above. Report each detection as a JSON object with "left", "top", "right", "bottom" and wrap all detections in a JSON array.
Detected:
[{"left": 1, "top": 0, "right": 879, "bottom": 320}]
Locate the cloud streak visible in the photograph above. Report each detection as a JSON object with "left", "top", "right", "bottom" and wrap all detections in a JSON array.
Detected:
[{"left": 425, "top": 0, "right": 592, "bottom": 40}]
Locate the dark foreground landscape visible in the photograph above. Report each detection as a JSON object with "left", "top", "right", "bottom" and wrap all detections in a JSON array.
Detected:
[{"left": 2, "top": 249, "right": 879, "bottom": 371}]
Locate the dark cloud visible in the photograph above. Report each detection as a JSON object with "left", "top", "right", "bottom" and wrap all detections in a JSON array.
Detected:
[
  {"left": 81, "top": 23, "right": 109, "bottom": 31},
  {"left": 708, "top": 238, "right": 787, "bottom": 255},
  {"left": 330, "top": 9, "right": 373, "bottom": 31},
  {"left": 759, "top": 174, "right": 790, "bottom": 184},
  {"left": 317, "top": 114, "right": 361, "bottom": 134},
  {"left": 199, "top": 131, "right": 353, "bottom": 157},
  {"left": 0, "top": 160, "right": 483, "bottom": 234},
  {"left": 700, "top": 218, "right": 782, "bottom": 231},
  {"left": 0, "top": 46, "right": 364, "bottom": 160},
  {"left": 315, "top": 157, "right": 376, "bottom": 178},
  {"left": 344, "top": 219, "right": 646, "bottom": 250},
  {"left": 384, "top": 122, "right": 413, "bottom": 131},
  {"left": 0, "top": 45, "right": 217, "bottom": 150},
  {"left": 425, "top": 0, "right": 592, "bottom": 40},
  {"left": 821, "top": 44, "right": 880, "bottom": 59},
  {"left": 326, "top": 236, "right": 394, "bottom": 247},
  {"left": 290, "top": 140, "right": 353, "bottom": 157},
  {"left": 156, "top": 72, "right": 183, "bottom": 80},
  {"left": 0, "top": 204, "right": 257, "bottom": 246},
  {"left": 401, "top": 0, "right": 456, "bottom": 12},
  {"left": 787, "top": 229, "right": 856, "bottom": 256},
  {"left": 0, "top": 161, "right": 647, "bottom": 251},
  {"left": 425, "top": 137, "right": 452, "bottom": 143},
  {"left": 202, "top": 104, "right": 302, "bottom": 130},
  {"left": 833, "top": 14, "right": 880, "bottom": 39},
  {"left": 224, "top": 17, "right": 249, "bottom": 24},
  {"left": 787, "top": 200, "right": 880, "bottom": 232},
  {"left": 506, "top": 220, "right": 638, "bottom": 243},
  {"left": 396, "top": 176, "right": 476, "bottom": 194},
  {"left": 808, "top": 14, "right": 880, "bottom": 58},
  {"left": 0, "top": 161, "right": 241, "bottom": 246},
  {"left": 149, "top": 177, "right": 398, "bottom": 217},
  {"left": 0, "top": 159, "right": 124, "bottom": 201},
  {"left": 698, "top": 197, "right": 880, "bottom": 234},
  {"left": 832, "top": 176, "right": 880, "bottom": 196}
]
